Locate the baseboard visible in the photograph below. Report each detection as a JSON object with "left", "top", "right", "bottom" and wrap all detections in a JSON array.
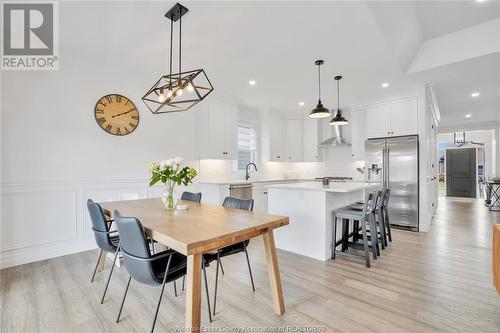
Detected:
[{"left": 0, "top": 237, "right": 98, "bottom": 269}]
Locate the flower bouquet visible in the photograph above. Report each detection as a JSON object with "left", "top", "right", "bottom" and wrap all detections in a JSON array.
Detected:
[{"left": 148, "top": 157, "right": 198, "bottom": 209}]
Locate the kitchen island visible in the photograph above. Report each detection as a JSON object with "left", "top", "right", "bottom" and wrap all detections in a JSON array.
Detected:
[{"left": 267, "top": 181, "right": 380, "bottom": 261}]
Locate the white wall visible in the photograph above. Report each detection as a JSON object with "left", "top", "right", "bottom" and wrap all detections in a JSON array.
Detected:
[{"left": 0, "top": 4, "right": 203, "bottom": 268}]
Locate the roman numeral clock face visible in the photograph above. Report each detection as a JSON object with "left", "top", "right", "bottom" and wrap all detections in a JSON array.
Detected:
[{"left": 94, "top": 94, "right": 139, "bottom": 136}]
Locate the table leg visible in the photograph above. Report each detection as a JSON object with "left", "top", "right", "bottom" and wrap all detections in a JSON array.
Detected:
[
  {"left": 263, "top": 229, "right": 285, "bottom": 315},
  {"left": 185, "top": 253, "right": 202, "bottom": 332}
]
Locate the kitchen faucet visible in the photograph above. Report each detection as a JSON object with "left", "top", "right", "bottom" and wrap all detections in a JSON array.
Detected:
[{"left": 245, "top": 162, "right": 258, "bottom": 181}]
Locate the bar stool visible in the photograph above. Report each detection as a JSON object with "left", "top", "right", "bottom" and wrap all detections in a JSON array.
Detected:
[
  {"left": 383, "top": 188, "right": 392, "bottom": 242},
  {"left": 331, "top": 192, "right": 379, "bottom": 268}
]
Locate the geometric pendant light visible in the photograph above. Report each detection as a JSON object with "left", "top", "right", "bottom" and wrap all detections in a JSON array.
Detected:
[
  {"left": 329, "top": 75, "right": 348, "bottom": 125},
  {"left": 142, "top": 3, "right": 214, "bottom": 114},
  {"left": 309, "top": 60, "right": 331, "bottom": 118}
]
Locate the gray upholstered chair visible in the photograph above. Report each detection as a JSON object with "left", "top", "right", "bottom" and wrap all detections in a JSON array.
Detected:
[
  {"left": 204, "top": 197, "right": 255, "bottom": 316},
  {"left": 114, "top": 211, "right": 213, "bottom": 330},
  {"left": 87, "top": 199, "right": 120, "bottom": 304},
  {"left": 331, "top": 192, "right": 379, "bottom": 268},
  {"left": 181, "top": 191, "right": 202, "bottom": 202}
]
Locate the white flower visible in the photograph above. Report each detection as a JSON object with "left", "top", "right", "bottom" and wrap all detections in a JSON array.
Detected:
[
  {"left": 173, "top": 157, "right": 184, "bottom": 166},
  {"left": 160, "top": 159, "right": 174, "bottom": 168}
]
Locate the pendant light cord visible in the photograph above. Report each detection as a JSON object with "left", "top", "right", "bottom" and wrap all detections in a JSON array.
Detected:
[
  {"left": 169, "top": 13, "right": 173, "bottom": 88},
  {"left": 318, "top": 64, "right": 321, "bottom": 101},
  {"left": 337, "top": 78, "right": 340, "bottom": 112},
  {"left": 179, "top": 9, "right": 182, "bottom": 80}
]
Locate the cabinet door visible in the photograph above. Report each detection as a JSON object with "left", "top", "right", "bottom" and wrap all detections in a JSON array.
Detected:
[
  {"left": 302, "top": 118, "right": 320, "bottom": 162},
  {"left": 224, "top": 103, "right": 238, "bottom": 160},
  {"left": 269, "top": 116, "right": 286, "bottom": 162},
  {"left": 208, "top": 100, "right": 227, "bottom": 159},
  {"left": 286, "top": 119, "right": 303, "bottom": 161},
  {"left": 350, "top": 110, "right": 366, "bottom": 160},
  {"left": 390, "top": 97, "right": 418, "bottom": 136},
  {"left": 366, "top": 103, "right": 391, "bottom": 138}
]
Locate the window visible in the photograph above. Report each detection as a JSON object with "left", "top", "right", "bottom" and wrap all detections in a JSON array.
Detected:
[{"left": 233, "top": 124, "right": 257, "bottom": 171}]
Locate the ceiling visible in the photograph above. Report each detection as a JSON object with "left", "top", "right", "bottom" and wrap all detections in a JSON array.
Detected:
[
  {"left": 414, "top": 0, "right": 500, "bottom": 39},
  {"left": 61, "top": 1, "right": 500, "bottom": 127}
]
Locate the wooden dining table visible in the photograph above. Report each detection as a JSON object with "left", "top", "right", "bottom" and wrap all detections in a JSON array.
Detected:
[{"left": 99, "top": 198, "right": 289, "bottom": 331}]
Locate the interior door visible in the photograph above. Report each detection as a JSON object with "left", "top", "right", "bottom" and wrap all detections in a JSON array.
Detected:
[
  {"left": 387, "top": 135, "right": 419, "bottom": 230},
  {"left": 446, "top": 148, "right": 477, "bottom": 198}
]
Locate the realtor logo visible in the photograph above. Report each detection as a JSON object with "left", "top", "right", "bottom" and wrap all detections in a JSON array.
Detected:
[{"left": 1, "top": 2, "right": 59, "bottom": 70}]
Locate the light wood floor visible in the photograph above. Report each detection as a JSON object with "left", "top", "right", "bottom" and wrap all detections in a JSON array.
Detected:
[{"left": 2, "top": 197, "right": 500, "bottom": 333}]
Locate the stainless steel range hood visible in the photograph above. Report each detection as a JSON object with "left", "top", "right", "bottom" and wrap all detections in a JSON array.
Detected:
[{"left": 319, "top": 124, "right": 351, "bottom": 147}]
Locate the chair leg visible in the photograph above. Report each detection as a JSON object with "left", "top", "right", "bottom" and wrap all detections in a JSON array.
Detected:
[
  {"left": 360, "top": 219, "right": 371, "bottom": 268},
  {"left": 331, "top": 212, "right": 336, "bottom": 260},
  {"left": 91, "top": 249, "right": 103, "bottom": 283},
  {"left": 378, "top": 210, "right": 387, "bottom": 249},
  {"left": 243, "top": 242, "right": 255, "bottom": 292},
  {"left": 173, "top": 280, "right": 178, "bottom": 297},
  {"left": 219, "top": 258, "right": 225, "bottom": 275},
  {"left": 116, "top": 276, "right": 131, "bottom": 323},
  {"left": 182, "top": 276, "right": 185, "bottom": 291},
  {"left": 202, "top": 260, "right": 213, "bottom": 323},
  {"left": 385, "top": 208, "right": 392, "bottom": 242},
  {"left": 100, "top": 247, "right": 120, "bottom": 304},
  {"left": 151, "top": 255, "right": 172, "bottom": 333},
  {"left": 213, "top": 251, "right": 221, "bottom": 316},
  {"left": 368, "top": 215, "right": 379, "bottom": 259}
]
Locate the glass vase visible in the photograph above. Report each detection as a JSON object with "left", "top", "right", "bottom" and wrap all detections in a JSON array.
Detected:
[{"left": 162, "top": 185, "right": 177, "bottom": 210}]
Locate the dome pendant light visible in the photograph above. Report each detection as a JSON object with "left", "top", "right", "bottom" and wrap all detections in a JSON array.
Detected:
[
  {"left": 309, "top": 60, "right": 331, "bottom": 119},
  {"left": 330, "top": 75, "right": 348, "bottom": 126}
]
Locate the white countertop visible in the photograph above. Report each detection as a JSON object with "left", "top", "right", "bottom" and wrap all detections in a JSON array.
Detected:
[
  {"left": 198, "top": 178, "right": 308, "bottom": 185},
  {"left": 266, "top": 181, "right": 380, "bottom": 193}
]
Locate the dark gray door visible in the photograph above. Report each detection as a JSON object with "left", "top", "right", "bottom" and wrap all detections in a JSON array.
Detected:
[{"left": 446, "top": 148, "right": 476, "bottom": 197}]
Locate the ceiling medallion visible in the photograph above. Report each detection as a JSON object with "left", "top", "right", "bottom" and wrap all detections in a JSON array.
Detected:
[{"left": 142, "top": 3, "right": 214, "bottom": 114}]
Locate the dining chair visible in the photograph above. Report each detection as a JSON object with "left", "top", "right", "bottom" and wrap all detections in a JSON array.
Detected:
[
  {"left": 205, "top": 196, "right": 255, "bottom": 316},
  {"left": 87, "top": 199, "right": 120, "bottom": 304},
  {"left": 114, "top": 211, "right": 214, "bottom": 331},
  {"left": 181, "top": 191, "right": 202, "bottom": 202}
]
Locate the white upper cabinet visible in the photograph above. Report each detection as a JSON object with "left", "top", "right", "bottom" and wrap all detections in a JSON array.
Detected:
[
  {"left": 390, "top": 97, "right": 418, "bottom": 136},
  {"left": 366, "top": 96, "right": 418, "bottom": 138},
  {"left": 268, "top": 115, "right": 287, "bottom": 162},
  {"left": 286, "top": 119, "right": 303, "bottom": 162},
  {"left": 366, "top": 103, "right": 391, "bottom": 138},
  {"left": 350, "top": 110, "right": 366, "bottom": 160},
  {"left": 197, "top": 99, "right": 238, "bottom": 160},
  {"left": 302, "top": 118, "right": 320, "bottom": 162}
]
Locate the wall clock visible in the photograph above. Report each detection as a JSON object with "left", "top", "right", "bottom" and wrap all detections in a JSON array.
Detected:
[{"left": 94, "top": 94, "right": 139, "bottom": 136}]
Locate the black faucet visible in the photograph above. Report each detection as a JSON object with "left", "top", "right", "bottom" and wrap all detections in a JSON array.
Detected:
[{"left": 245, "top": 163, "right": 258, "bottom": 181}]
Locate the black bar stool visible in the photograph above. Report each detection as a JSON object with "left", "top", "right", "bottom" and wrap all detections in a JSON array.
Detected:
[{"left": 331, "top": 192, "right": 379, "bottom": 268}]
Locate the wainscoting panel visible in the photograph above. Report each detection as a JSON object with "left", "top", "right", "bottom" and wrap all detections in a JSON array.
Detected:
[
  {"left": 1, "top": 188, "right": 78, "bottom": 251},
  {"left": 0, "top": 180, "right": 200, "bottom": 269}
]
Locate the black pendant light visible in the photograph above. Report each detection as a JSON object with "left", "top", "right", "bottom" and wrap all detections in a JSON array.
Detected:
[
  {"left": 329, "top": 75, "right": 348, "bottom": 126},
  {"left": 309, "top": 60, "right": 330, "bottom": 118},
  {"left": 142, "top": 3, "right": 214, "bottom": 114}
]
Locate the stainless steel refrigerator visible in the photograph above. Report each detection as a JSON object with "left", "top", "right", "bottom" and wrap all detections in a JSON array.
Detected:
[{"left": 365, "top": 135, "right": 419, "bottom": 230}]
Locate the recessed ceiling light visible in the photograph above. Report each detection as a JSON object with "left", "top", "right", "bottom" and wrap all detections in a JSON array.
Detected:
[
  {"left": 471, "top": 92, "right": 480, "bottom": 97},
  {"left": 249, "top": 80, "right": 256, "bottom": 86},
  {"left": 476, "top": 0, "right": 488, "bottom": 3},
  {"left": 381, "top": 82, "right": 389, "bottom": 88},
  {"left": 465, "top": 114, "right": 472, "bottom": 118},
  {"left": 298, "top": 102, "right": 305, "bottom": 106}
]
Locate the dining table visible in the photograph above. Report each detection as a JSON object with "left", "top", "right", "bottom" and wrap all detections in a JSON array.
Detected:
[{"left": 99, "top": 198, "right": 289, "bottom": 331}]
